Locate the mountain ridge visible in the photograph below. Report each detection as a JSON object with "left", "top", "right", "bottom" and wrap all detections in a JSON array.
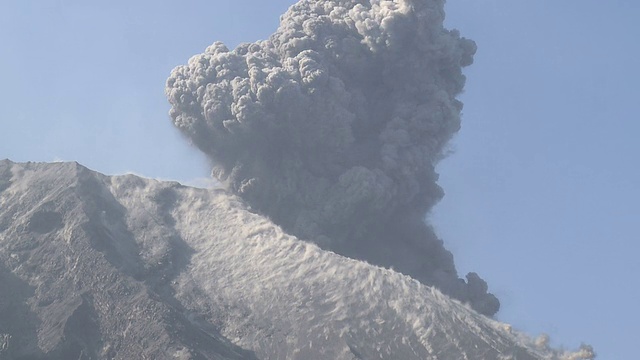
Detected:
[{"left": 0, "top": 160, "right": 594, "bottom": 359}]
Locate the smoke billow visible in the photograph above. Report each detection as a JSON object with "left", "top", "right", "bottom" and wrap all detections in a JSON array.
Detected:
[{"left": 166, "top": 0, "right": 499, "bottom": 315}]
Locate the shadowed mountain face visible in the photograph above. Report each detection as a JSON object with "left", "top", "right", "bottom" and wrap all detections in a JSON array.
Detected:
[
  {"left": 0, "top": 160, "right": 256, "bottom": 360},
  {"left": 0, "top": 160, "right": 594, "bottom": 359}
]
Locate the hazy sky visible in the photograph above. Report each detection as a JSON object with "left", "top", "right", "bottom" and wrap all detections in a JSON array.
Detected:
[{"left": 1, "top": 1, "right": 638, "bottom": 358}]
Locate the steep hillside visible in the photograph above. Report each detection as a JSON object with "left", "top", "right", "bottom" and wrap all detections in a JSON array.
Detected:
[{"left": 0, "top": 160, "right": 593, "bottom": 359}]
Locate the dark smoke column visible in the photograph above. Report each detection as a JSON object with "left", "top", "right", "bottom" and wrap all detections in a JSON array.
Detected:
[{"left": 166, "top": 0, "right": 499, "bottom": 316}]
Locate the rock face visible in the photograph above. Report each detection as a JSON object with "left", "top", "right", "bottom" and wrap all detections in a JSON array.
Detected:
[{"left": 0, "top": 160, "right": 593, "bottom": 359}]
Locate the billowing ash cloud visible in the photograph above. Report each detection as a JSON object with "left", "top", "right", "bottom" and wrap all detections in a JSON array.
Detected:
[{"left": 166, "top": 0, "right": 499, "bottom": 315}]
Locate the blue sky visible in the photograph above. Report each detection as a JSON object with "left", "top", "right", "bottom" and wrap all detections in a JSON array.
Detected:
[{"left": 1, "top": 1, "right": 638, "bottom": 358}]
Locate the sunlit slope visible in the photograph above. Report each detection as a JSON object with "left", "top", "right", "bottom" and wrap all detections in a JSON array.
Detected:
[{"left": 0, "top": 160, "right": 593, "bottom": 359}]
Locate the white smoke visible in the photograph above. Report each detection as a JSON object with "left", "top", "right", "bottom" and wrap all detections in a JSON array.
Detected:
[{"left": 166, "top": 0, "right": 498, "bottom": 315}]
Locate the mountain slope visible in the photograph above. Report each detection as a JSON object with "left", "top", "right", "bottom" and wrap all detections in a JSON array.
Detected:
[{"left": 0, "top": 160, "right": 593, "bottom": 359}]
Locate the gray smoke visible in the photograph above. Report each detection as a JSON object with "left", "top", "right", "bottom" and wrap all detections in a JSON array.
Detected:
[{"left": 166, "top": 0, "right": 499, "bottom": 316}]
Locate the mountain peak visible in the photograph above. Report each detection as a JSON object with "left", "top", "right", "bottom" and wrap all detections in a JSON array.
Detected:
[{"left": 0, "top": 161, "right": 594, "bottom": 359}]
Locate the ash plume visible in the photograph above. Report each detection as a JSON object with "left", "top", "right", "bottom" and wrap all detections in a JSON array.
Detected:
[{"left": 166, "top": 0, "right": 499, "bottom": 315}]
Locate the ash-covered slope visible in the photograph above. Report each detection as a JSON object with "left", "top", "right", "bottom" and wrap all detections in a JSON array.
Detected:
[{"left": 0, "top": 160, "right": 594, "bottom": 359}]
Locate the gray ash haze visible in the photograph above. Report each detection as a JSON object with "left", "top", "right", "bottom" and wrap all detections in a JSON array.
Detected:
[{"left": 166, "top": 0, "right": 498, "bottom": 315}]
